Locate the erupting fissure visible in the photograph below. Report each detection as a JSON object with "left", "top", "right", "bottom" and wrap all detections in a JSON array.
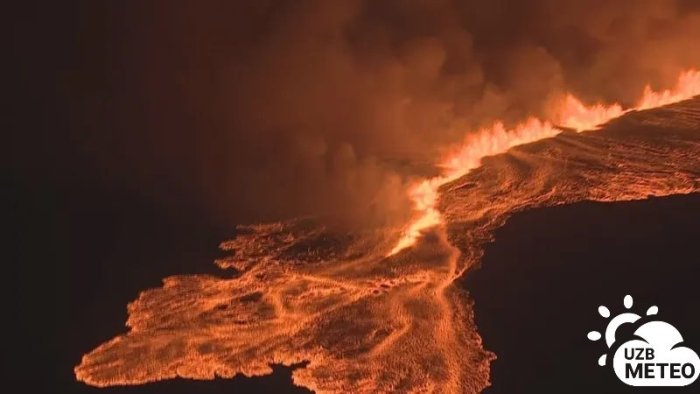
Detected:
[
  {"left": 389, "top": 69, "right": 700, "bottom": 255},
  {"left": 75, "top": 67, "right": 700, "bottom": 393}
]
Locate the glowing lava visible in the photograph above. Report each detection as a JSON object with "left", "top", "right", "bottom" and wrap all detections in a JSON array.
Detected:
[
  {"left": 390, "top": 69, "right": 700, "bottom": 255},
  {"left": 75, "top": 71, "right": 700, "bottom": 394},
  {"left": 389, "top": 118, "right": 559, "bottom": 254},
  {"left": 637, "top": 70, "right": 700, "bottom": 110}
]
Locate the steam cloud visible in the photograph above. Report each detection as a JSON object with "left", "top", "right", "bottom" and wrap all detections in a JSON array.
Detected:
[{"left": 66, "top": 0, "right": 700, "bottom": 227}]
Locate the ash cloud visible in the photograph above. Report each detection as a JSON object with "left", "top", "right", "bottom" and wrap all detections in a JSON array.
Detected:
[{"left": 58, "top": 0, "right": 700, "bottom": 227}]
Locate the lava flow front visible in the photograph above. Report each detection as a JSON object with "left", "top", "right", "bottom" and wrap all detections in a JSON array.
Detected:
[{"left": 76, "top": 72, "right": 700, "bottom": 393}]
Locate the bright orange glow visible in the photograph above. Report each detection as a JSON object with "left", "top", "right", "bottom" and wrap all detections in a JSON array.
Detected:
[
  {"left": 74, "top": 70, "right": 700, "bottom": 393},
  {"left": 553, "top": 95, "right": 625, "bottom": 132},
  {"left": 388, "top": 118, "right": 559, "bottom": 254},
  {"left": 637, "top": 70, "right": 700, "bottom": 110},
  {"left": 390, "top": 69, "right": 700, "bottom": 255}
]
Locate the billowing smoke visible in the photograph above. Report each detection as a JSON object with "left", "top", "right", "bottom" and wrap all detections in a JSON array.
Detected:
[{"left": 61, "top": 0, "right": 700, "bottom": 228}]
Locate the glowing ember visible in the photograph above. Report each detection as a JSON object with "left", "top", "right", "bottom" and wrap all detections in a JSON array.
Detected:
[{"left": 389, "top": 69, "right": 700, "bottom": 255}]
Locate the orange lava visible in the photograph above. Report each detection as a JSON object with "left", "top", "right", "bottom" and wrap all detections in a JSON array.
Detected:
[
  {"left": 390, "top": 69, "right": 700, "bottom": 255},
  {"left": 75, "top": 73, "right": 700, "bottom": 393},
  {"left": 637, "top": 70, "right": 700, "bottom": 110}
]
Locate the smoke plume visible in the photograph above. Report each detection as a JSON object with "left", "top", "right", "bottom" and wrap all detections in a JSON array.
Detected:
[{"left": 59, "top": 0, "right": 700, "bottom": 227}]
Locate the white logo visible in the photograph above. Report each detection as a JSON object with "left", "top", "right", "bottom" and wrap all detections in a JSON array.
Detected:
[{"left": 587, "top": 295, "right": 699, "bottom": 387}]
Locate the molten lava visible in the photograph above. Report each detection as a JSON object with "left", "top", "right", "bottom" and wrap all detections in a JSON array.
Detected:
[
  {"left": 75, "top": 70, "right": 700, "bottom": 393},
  {"left": 390, "top": 69, "right": 700, "bottom": 255},
  {"left": 389, "top": 118, "right": 559, "bottom": 254},
  {"left": 637, "top": 70, "right": 700, "bottom": 110}
]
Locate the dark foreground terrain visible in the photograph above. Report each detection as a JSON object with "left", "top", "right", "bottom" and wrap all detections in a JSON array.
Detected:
[{"left": 466, "top": 193, "right": 700, "bottom": 393}]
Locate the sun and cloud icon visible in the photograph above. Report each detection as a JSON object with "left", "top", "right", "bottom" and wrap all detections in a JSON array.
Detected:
[{"left": 587, "top": 295, "right": 699, "bottom": 387}]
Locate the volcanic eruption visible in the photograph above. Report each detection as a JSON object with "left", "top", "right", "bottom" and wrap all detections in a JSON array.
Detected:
[
  {"left": 74, "top": 67, "right": 700, "bottom": 392},
  {"left": 389, "top": 69, "right": 700, "bottom": 256}
]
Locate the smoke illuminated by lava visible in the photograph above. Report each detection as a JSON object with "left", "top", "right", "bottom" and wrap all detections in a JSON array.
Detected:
[
  {"left": 390, "top": 69, "right": 700, "bottom": 255},
  {"left": 52, "top": 0, "right": 700, "bottom": 233},
  {"left": 75, "top": 63, "right": 700, "bottom": 392}
]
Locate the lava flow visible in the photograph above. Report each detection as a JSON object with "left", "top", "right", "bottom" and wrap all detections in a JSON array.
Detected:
[
  {"left": 75, "top": 71, "right": 700, "bottom": 393},
  {"left": 390, "top": 69, "right": 700, "bottom": 256}
]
